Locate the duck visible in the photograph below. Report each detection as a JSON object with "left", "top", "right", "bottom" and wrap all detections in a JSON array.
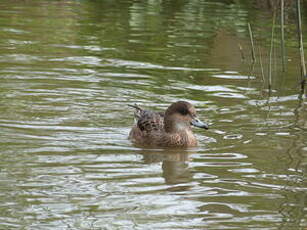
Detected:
[{"left": 128, "top": 101, "right": 208, "bottom": 147}]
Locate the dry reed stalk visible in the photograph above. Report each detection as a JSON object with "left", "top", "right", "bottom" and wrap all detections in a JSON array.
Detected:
[
  {"left": 258, "top": 46, "right": 265, "bottom": 82},
  {"left": 248, "top": 23, "right": 256, "bottom": 63},
  {"left": 296, "top": 0, "right": 306, "bottom": 94},
  {"left": 280, "top": 0, "right": 286, "bottom": 72},
  {"left": 268, "top": 11, "right": 276, "bottom": 91},
  {"left": 238, "top": 43, "right": 245, "bottom": 61}
]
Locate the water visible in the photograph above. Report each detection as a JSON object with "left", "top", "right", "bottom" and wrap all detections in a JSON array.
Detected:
[{"left": 0, "top": 0, "right": 306, "bottom": 229}]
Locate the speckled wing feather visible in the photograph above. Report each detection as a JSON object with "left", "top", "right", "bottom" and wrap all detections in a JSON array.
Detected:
[
  {"left": 128, "top": 104, "right": 164, "bottom": 133},
  {"left": 137, "top": 110, "right": 164, "bottom": 132}
]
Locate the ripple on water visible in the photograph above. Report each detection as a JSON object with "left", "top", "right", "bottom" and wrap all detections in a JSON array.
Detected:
[
  {"left": 229, "top": 168, "right": 260, "bottom": 173},
  {"left": 0, "top": 54, "right": 41, "bottom": 63},
  {"left": 212, "top": 73, "right": 255, "bottom": 80},
  {"left": 223, "top": 134, "right": 243, "bottom": 140},
  {"left": 50, "top": 56, "right": 102, "bottom": 66},
  {"left": 185, "top": 84, "right": 236, "bottom": 92},
  {"left": 197, "top": 152, "right": 247, "bottom": 160},
  {"left": 51, "top": 44, "right": 117, "bottom": 52},
  {"left": 99, "top": 58, "right": 216, "bottom": 71},
  {"left": 211, "top": 92, "right": 248, "bottom": 99},
  {"left": 1, "top": 28, "right": 29, "bottom": 34}
]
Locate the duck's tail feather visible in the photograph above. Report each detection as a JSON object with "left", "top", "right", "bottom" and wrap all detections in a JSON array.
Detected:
[
  {"left": 128, "top": 104, "right": 143, "bottom": 120},
  {"left": 128, "top": 104, "right": 142, "bottom": 110}
]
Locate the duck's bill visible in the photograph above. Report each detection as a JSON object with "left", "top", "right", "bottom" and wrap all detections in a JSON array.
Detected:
[{"left": 191, "top": 118, "right": 209, "bottom": 129}]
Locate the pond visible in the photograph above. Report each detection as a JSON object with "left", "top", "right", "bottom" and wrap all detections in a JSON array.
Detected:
[{"left": 0, "top": 0, "right": 306, "bottom": 229}]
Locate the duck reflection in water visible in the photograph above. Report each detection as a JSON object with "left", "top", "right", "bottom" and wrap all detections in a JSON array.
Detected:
[
  {"left": 129, "top": 101, "right": 209, "bottom": 147},
  {"left": 140, "top": 149, "right": 194, "bottom": 185}
]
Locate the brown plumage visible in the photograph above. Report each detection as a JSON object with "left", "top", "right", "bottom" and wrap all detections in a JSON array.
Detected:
[{"left": 128, "top": 101, "right": 208, "bottom": 148}]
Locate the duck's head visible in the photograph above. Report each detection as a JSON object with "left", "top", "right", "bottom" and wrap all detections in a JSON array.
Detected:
[{"left": 164, "top": 101, "right": 209, "bottom": 133}]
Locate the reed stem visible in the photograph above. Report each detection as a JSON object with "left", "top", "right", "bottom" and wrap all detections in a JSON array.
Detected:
[
  {"left": 238, "top": 43, "right": 245, "bottom": 61},
  {"left": 268, "top": 11, "right": 276, "bottom": 91},
  {"left": 248, "top": 23, "right": 256, "bottom": 63},
  {"left": 258, "top": 46, "right": 265, "bottom": 82},
  {"left": 280, "top": 0, "right": 286, "bottom": 72},
  {"left": 296, "top": 0, "right": 306, "bottom": 94}
]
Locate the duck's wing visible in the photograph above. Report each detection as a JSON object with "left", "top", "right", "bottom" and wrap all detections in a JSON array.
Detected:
[
  {"left": 129, "top": 104, "right": 164, "bottom": 132},
  {"left": 137, "top": 110, "right": 164, "bottom": 132}
]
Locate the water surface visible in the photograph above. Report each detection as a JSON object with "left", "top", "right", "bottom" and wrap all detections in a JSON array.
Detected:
[{"left": 0, "top": 1, "right": 306, "bottom": 229}]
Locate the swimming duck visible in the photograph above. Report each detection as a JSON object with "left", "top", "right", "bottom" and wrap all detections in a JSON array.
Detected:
[{"left": 128, "top": 101, "right": 208, "bottom": 147}]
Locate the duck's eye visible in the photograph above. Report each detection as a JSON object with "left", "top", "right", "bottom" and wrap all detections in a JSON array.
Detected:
[{"left": 178, "top": 107, "right": 189, "bottom": 115}]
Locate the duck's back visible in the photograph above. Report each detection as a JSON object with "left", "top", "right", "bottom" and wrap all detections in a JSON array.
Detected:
[
  {"left": 129, "top": 108, "right": 165, "bottom": 145},
  {"left": 137, "top": 110, "right": 164, "bottom": 132}
]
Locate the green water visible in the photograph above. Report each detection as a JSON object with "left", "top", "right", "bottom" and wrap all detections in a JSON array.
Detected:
[{"left": 0, "top": 0, "right": 306, "bottom": 229}]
